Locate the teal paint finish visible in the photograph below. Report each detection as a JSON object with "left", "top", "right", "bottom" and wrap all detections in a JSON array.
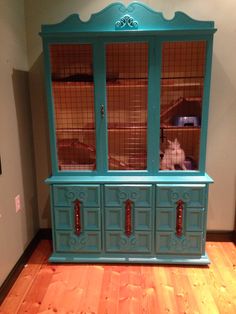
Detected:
[
  {"left": 40, "top": 2, "right": 216, "bottom": 36},
  {"left": 104, "top": 185, "right": 153, "bottom": 207},
  {"left": 93, "top": 41, "right": 108, "bottom": 174},
  {"left": 104, "top": 184, "right": 153, "bottom": 253},
  {"left": 48, "top": 253, "right": 210, "bottom": 265},
  {"left": 105, "top": 231, "right": 152, "bottom": 253},
  {"left": 156, "top": 208, "right": 174, "bottom": 231},
  {"left": 42, "top": 41, "right": 59, "bottom": 174},
  {"left": 186, "top": 208, "right": 205, "bottom": 232},
  {"left": 156, "top": 184, "right": 206, "bottom": 207},
  {"left": 155, "top": 183, "right": 207, "bottom": 256},
  {"left": 41, "top": 2, "right": 216, "bottom": 264},
  {"left": 54, "top": 207, "right": 72, "bottom": 230},
  {"left": 199, "top": 38, "right": 214, "bottom": 172},
  {"left": 147, "top": 39, "right": 161, "bottom": 174},
  {"left": 156, "top": 231, "right": 203, "bottom": 255},
  {"left": 53, "top": 185, "right": 100, "bottom": 207},
  {"left": 46, "top": 174, "right": 213, "bottom": 184},
  {"left": 55, "top": 230, "right": 101, "bottom": 253},
  {"left": 53, "top": 185, "right": 102, "bottom": 253}
]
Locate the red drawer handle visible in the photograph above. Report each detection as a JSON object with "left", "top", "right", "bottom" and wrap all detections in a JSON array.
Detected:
[
  {"left": 125, "top": 199, "right": 132, "bottom": 237},
  {"left": 74, "top": 199, "right": 82, "bottom": 235},
  {"left": 176, "top": 199, "right": 184, "bottom": 237}
]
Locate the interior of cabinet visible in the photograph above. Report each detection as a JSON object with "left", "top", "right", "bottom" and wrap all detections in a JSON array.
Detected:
[
  {"left": 49, "top": 40, "right": 206, "bottom": 172},
  {"left": 106, "top": 42, "right": 148, "bottom": 170},
  {"left": 160, "top": 41, "right": 206, "bottom": 171},
  {"left": 50, "top": 44, "right": 96, "bottom": 171}
]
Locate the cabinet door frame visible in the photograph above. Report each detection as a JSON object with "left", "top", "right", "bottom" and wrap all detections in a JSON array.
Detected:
[
  {"left": 43, "top": 38, "right": 100, "bottom": 176},
  {"left": 100, "top": 35, "right": 157, "bottom": 176},
  {"left": 43, "top": 33, "right": 214, "bottom": 177},
  {"left": 156, "top": 34, "right": 214, "bottom": 176}
]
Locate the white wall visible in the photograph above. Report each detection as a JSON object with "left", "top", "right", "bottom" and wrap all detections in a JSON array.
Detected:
[
  {"left": 25, "top": 0, "right": 236, "bottom": 230},
  {"left": 0, "top": 0, "right": 39, "bottom": 286}
]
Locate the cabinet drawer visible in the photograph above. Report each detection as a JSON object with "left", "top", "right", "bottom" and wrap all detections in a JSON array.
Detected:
[
  {"left": 55, "top": 230, "right": 101, "bottom": 252},
  {"left": 156, "top": 184, "right": 206, "bottom": 207},
  {"left": 105, "top": 231, "right": 152, "bottom": 253},
  {"left": 105, "top": 207, "right": 152, "bottom": 231},
  {"left": 156, "top": 207, "right": 205, "bottom": 232},
  {"left": 156, "top": 231, "right": 203, "bottom": 255},
  {"left": 104, "top": 185, "right": 152, "bottom": 207},
  {"left": 54, "top": 207, "right": 101, "bottom": 231},
  {"left": 53, "top": 185, "right": 100, "bottom": 207}
]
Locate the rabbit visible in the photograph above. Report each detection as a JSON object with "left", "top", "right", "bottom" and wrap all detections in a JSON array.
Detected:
[{"left": 160, "top": 138, "right": 186, "bottom": 170}]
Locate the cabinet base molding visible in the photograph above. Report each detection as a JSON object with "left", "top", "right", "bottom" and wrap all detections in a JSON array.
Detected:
[{"left": 49, "top": 252, "right": 210, "bottom": 265}]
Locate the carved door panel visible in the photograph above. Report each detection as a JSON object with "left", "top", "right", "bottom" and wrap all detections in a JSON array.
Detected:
[
  {"left": 53, "top": 185, "right": 101, "bottom": 252},
  {"left": 156, "top": 184, "right": 206, "bottom": 255},
  {"left": 104, "top": 185, "right": 153, "bottom": 253}
]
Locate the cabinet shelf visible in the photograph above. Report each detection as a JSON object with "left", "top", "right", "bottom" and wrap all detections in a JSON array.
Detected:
[{"left": 161, "top": 126, "right": 200, "bottom": 131}]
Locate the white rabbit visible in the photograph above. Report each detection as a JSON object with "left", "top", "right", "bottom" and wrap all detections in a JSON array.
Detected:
[{"left": 160, "top": 138, "right": 186, "bottom": 170}]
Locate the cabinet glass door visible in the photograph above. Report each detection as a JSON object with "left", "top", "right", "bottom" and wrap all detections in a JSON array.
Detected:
[
  {"left": 106, "top": 42, "right": 148, "bottom": 170},
  {"left": 50, "top": 44, "right": 96, "bottom": 171},
  {"left": 159, "top": 41, "right": 206, "bottom": 171}
]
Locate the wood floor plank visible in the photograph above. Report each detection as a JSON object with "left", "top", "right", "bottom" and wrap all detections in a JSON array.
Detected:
[
  {"left": 0, "top": 241, "right": 51, "bottom": 314},
  {"left": 142, "top": 266, "right": 164, "bottom": 313},
  {"left": 206, "top": 242, "right": 236, "bottom": 314},
  {"left": 186, "top": 265, "right": 221, "bottom": 314},
  {"left": 38, "top": 265, "right": 89, "bottom": 313},
  {"left": 98, "top": 266, "right": 120, "bottom": 314},
  {"left": 1, "top": 241, "right": 236, "bottom": 314},
  {"left": 168, "top": 266, "right": 200, "bottom": 314},
  {"left": 16, "top": 264, "right": 55, "bottom": 314},
  {"left": 118, "top": 266, "right": 142, "bottom": 314}
]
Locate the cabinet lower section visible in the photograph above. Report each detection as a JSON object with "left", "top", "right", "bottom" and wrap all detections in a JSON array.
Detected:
[{"left": 49, "top": 182, "right": 210, "bottom": 265}]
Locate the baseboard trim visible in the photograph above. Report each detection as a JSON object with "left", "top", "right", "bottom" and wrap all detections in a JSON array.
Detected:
[
  {"left": 0, "top": 230, "right": 41, "bottom": 305},
  {"left": 206, "top": 230, "right": 235, "bottom": 242},
  {"left": 38, "top": 228, "right": 52, "bottom": 240},
  {"left": 0, "top": 228, "right": 235, "bottom": 305}
]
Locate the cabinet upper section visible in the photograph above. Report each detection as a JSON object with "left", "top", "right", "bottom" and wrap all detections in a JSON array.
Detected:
[
  {"left": 40, "top": 2, "right": 216, "bottom": 36},
  {"left": 40, "top": 2, "right": 216, "bottom": 177}
]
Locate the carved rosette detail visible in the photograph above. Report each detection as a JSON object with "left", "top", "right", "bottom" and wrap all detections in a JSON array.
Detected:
[
  {"left": 120, "top": 235, "right": 137, "bottom": 250},
  {"left": 115, "top": 15, "right": 138, "bottom": 29},
  {"left": 170, "top": 235, "right": 188, "bottom": 251},
  {"left": 69, "top": 235, "right": 87, "bottom": 249},
  {"left": 66, "top": 190, "right": 75, "bottom": 200}
]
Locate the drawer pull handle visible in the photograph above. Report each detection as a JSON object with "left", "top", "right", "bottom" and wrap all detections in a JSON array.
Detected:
[
  {"left": 101, "top": 104, "right": 105, "bottom": 118},
  {"left": 176, "top": 199, "right": 184, "bottom": 237},
  {"left": 74, "top": 199, "right": 82, "bottom": 236},
  {"left": 125, "top": 199, "right": 132, "bottom": 237}
]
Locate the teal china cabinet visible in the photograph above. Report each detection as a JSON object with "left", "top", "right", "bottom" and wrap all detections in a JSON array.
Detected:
[{"left": 40, "top": 2, "right": 216, "bottom": 264}]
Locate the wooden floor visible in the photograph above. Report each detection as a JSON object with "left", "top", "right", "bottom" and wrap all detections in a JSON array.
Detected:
[{"left": 0, "top": 240, "right": 235, "bottom": 314}]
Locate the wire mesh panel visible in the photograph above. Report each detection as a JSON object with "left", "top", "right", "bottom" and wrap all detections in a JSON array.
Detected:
[
  {"left": 50, "top": 44, "right": 96, "bottom": 171},
  {"left": 160, "top": 41, "right": 206, "bottom": 171},
  {"left": 106, "top": 42, "right": 148, "bottom": 170}
]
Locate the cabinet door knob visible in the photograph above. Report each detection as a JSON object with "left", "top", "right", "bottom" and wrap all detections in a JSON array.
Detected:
[{"left": 101, "top": 105, "right": 105, "bottom": 118}]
